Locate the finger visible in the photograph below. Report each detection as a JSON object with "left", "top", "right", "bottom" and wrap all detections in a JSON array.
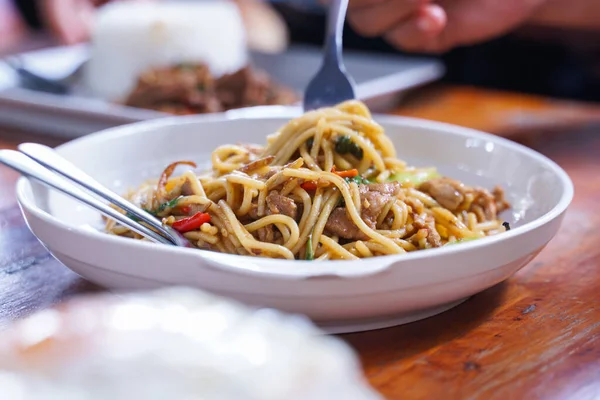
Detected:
[
  {"left": 348, "top": 0, "right": 430, "bottom": 38},
  {"left": 384, "top": 4, "right": 447, "bottom": 53},
  {"left": 349, "top": 0, "right": 389, "bottom": 9},
  {"left": 435, "top": 0, "right": 546, "bottom": 48},
  {"left": 41, "top": 0, "right": 96, "bottom": 44}
]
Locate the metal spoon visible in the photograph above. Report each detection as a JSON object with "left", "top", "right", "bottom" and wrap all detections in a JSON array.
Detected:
[
  {"left": 12, "top": 143, "right": 191, "bottom": 247},
  {"left": 303, "top": 0, "right": 356, "bottom": 111},
  {"left": 0, "top": 150, "right": 175, "bottom": 245},
  {"left": 5, "top": 56, "right": 71, "bottom": 95}
]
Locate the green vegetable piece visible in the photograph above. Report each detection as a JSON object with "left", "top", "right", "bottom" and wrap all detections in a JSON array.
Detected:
[
  {"left": 444, "top": 237, "right": 479, "bottom": 246},
  {"left": 388, "top": 168, "right": 440, "bottom": 186},
  {"left": 345, "top": 175, "right": 370, "bottom": 185},
  {"left": 305, "top": 231, "right": 314, "bottom": 261},
  {"left": 148, "top": 196, "right": 183, "bottom": 216},
  {"left": 335, "top": 135, "right": 363, "bottom": 160}
]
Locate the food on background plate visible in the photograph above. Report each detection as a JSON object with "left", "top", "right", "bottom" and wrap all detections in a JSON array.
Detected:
[
  {"left": 83, "top": 1, "right": 287, "bottom": 103},
  {"left": 107, "top": 101, "right": 511, "bottom": 260},
  {"left": 125, "top": 63, "right": 297, "bottom": 115},
  {"left": 0, "top": 288, "right": 380, "bottom": 400}
]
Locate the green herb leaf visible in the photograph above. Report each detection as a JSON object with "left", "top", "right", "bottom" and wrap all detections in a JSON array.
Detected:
[
  {"left": 306, "top": 137, "right": 314, "bottom": 149},
  {"left": 335, "top": 135, "right": 363, "bottom": 160},
  {"left": 345, "top": 175, "right": 371, "bottom": 185},
  {"left": 502, "top": 221, "right": 511, "bottom": 231},
  {"left": 305, "top": 231, "right": 314, "bottom": 261},
  {"left": 148, "top": 196, "right": 183, "bottom": 215}
]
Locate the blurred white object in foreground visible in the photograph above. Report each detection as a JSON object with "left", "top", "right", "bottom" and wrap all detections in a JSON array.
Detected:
[
  {"left": 0, "top": 287, "right": 381, "bottom": 400},
  {"left": 83, "top": 1, "right": 248, "bottom": 101}
]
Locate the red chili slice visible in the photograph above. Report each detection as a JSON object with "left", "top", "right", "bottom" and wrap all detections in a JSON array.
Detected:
[
  {"left": 301, "top": 181, "right": 318, "bottom": 191},
  {"left": 172, "top": 212, "right": 211, "bottom": 233}
]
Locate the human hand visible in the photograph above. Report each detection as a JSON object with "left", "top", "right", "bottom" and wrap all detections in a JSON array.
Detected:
[
  {"left": 347, "top": 0, "right": 548, "bottom": 53},
  {"left": 41, "top": 0, "right": 154, "bottom": 45},
  {"left": 40, "top": 0, "right": 110, "bottom": 44},
  {"left": 232, "top": 0, "right": 289, "bottom": 53}
]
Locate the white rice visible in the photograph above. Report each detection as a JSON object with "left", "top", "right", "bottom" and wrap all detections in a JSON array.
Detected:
[{"left": 82, "top": 1, "right": 248, "bottom": 101}]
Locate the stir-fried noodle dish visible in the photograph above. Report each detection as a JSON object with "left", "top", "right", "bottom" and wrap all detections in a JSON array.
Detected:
[{"left": 107, "top": 101, "right": 511, "bottom": 260}]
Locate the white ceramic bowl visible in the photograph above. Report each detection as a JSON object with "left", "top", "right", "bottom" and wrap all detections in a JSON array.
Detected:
[{"left": 16, "top": 107, "right": 574, "bottom": 333}]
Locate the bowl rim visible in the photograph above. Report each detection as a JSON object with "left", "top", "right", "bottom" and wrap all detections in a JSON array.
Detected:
[{"left": 16, "top": 107, "right": 574, "bottom": 279}]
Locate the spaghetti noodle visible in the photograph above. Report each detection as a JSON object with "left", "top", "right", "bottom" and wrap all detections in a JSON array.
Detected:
[{"left": 106, "top": 100, "right": 511, "bottom": 260}]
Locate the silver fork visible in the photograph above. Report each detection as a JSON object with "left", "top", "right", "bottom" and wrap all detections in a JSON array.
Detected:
[
  {"left": 1, "top": 143, "right": 192, "bottom": 247},
  {"left": 303, "top": 0, "right": 356, "bottom": 111}
]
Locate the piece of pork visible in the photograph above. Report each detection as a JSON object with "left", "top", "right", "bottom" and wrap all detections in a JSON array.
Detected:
[
  {"left": 239, "top": 156, "right": 275, "bottom": 174},
  {"left": 247, "top": 190, "right": 298, "bottom": 221},
  {"left": 325, "top": 182, "right": 401, "bottom": 240},
  {"left": 359, "top": 182, "right": 402, "bottom": 197},
  {"left": 325, "top": 208, "right": 369, "bottom": 241},
  {"left": 359, "top": 182, "right": 401, "bottom": 226},
  {"left": 420, "top": 177, "right": 510, "bottom": 221},
  {"left": 471, "top": 188, "right": 499, "bottom": 221},
  {"left": 125, "top": 64, "right": 222, "bottom": 114},
  {"left": 266, "top": 191, "right": 298, "bottom": 220},
  {"left": 216, "top": 66, "right": 297, "bottom": 110},
  {"left": 249, "top": 191, "right": 297, "bottom": 243},
  {"left": 419, "top": 177, "right": 466, "bottom": 211},
  {"left": 493, "top": 186, "right": 511, "bottom": 214},
  {"left": 257, "top": 226, "right": 275, "bottom": 242},
  {"left": 413, "top": 213, "right": 443, "bottom": 247}
]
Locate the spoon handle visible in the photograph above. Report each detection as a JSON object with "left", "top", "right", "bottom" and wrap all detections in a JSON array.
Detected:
[
  {"left": 0, "top": 150, "right": 173, "bottom": 245},
  {"left": 5, "top": 56, "right": 70, "bottom": 95},
  {"left": 323, "top": 0, "right": 349, "bottom": 67},
  {"left": 18, "top": 143, "right": 179, "bottom": 243}
]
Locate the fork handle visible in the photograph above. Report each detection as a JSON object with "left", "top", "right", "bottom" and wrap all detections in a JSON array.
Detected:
[
  {"left": 323, "top": 0, "right": 349, "bottom": 67},
  {"left": 18, "top": 143, "right": 177, "bottom": 243},
  {"left": 0, "top": 150, "right": 173, "bottom": 245}
]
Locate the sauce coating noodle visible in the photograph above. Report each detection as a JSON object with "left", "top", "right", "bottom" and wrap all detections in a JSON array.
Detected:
[{"left": 106, "top": 101, "right": 510, "bottom": 260}]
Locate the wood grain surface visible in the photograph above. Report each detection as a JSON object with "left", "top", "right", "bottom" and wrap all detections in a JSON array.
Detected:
[{"left": 1, "top": 85, "right": 599, "bottom": 399}]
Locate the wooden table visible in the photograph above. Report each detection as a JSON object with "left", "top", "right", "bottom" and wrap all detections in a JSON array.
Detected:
[{"left": 1, "top": 84, "right": 599, "bottom": 399}]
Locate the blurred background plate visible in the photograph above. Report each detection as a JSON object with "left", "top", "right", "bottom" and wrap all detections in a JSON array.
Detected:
[{"left": 0, "top": 44, "right": 444, "bottom": 138}]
